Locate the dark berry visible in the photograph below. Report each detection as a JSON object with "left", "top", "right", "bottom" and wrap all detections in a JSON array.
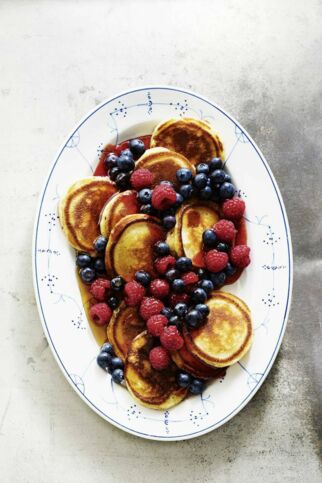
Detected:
[
  {"left": 174, "top": 303, "right": 188, "bottom": 318},
  {"left": 163, "top": 216, "right": 176, "bottom": 230},
  {"left": 93, "top": 258, "right": 105, "bottom": 274},
  {"left": 76, "top": 252, "right": 92, "bottom": 268},
  {"left": 165, "top": 268, "right": 180, "bottom": 282},
  {"left": 176, "top": 257, "right": 193, "bottom": 272},
  {"left": 176, "top": 168, "right": 193, "bottom": 184},
  {"left": 112, "top": 368, "right": 124, "bottom": 384},
  {"left": 129, "top": 138, "right": 145, "bottom": 160},
  {"left": 154, "top": 241, "right": 170, "bottom": 256},
  {"left": 211, "top": 189, "right": 221, "bottom": 202},
  {"left": 197, "top": 268, "right": 209, "bottom": 279},
  {"left": 210, "top": 271, "right": 226, "bottom": 288},
  {"left": 107, "top": 296, "right": 119, "bottom": 310},
  {"left": 115, "top": 172, "right": 131, "bottom": 190},
  {"left": 174, "top": 193, "right": 184, "bottom": 208},
  {"left": 104, "top": 152, "right": 118, "bottom": 171},
  {"left": 135, "top": 270, "right": 151, "bottom": 287},
  {"left": 195, "top": 303, "right": 209, "bottom": 316},
  {"left": 219, "top": 182, "right": 235, "bottom": 200},
  {"left": 210, "top": 169, "right": 226, "bottom": 185},
  {"left": 163, "top": 207, "right": 176, "bottom": 217},
  {"left": 225, "top": 262, "right": 237, "bottom": 277},
  {"left": 189, "top": 378, "right": 204, "bottom": 394},
  {"left": 191, "top": 288, "right": 207, "bottom": 304},
  {"left": 161, "top": 307, "right": 173, "bottom": 319},
  {"left": 97, "top": 351, "right": 112, "bottom": 370},
  {"left": 109, "top": 166, "right": 121, "bottom": 181},
  {"left": 80, "top": 267, "right": 96, "bottom": 284},
  {"left": 200, "top": 186, "right": 212, "bottom": 199},
  {"left": 224, "top": 173, "right": 232, "bottom": 183},
  {"left": 140, "top": 203, "right": 154, "bottom": 215},
  {"left": 193, "top": 173, "right": 208, "bottom": 189},
  {"left": 185, "top": 309, "right": 203, "bottom": 328},
  {"left": 117, "top": 154, "right": 135, "bottom": 172},
  {"left": 196, "top": 163, "right": 210, "bottom": 174},
  {"left": 93, "top": 235, "right": 107, "bottom": 253},
  {"left": 199, "top": 279, "right": 214, "bottom": 293},
  {"left": 209, "top": 157, "right": 223, "bottom": 171},
  {"left": 111, "top": 357, "right": 124, "bottom": 370},
  {"left": 168, "top": 315, "right": 182, "bottom": 329},
  {"left": 177, "top": 372, "right": 192, "bottom": 388},
  {"left": 138, "top": 188, "right": 152, "bottom": 204},
  {"left": 120, "top": 148, "right": 133, "bottom": 159},
  {"left": 216, "top": 242, "right": 230, "bottom": 252},
  {"left": 111, "top": 276, "right": 125, "bottom": 291},
  {"left": 172, "top": 279, "right": 185, "bottom": 293},
  {"left": 202, "top": 229, "right": 217, "bottom": 248},
  {"left": 179, "top": 184, "right": 193, "bottom": 199},
  {"left": 100, "top": 342, "right": 114, "bottom": 355}
]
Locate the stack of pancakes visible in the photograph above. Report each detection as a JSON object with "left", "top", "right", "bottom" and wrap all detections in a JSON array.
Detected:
[{"left": 59, "top": 118, "right": 252, "bottom": 409}]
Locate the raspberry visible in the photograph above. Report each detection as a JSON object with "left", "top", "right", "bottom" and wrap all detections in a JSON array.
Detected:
[
  {"left": 182, "top": 272, "right": 199, "bottom": 286},
  {"left": 139, "top": 297, "right": 164, "bottom": 320},
  {"left": 130, "top": 168, "right": 154, "bottom": 190},
  {"left": 151, "top": 184, "right": 177, "bottom": 211},
  {"left": 205, "top": 250, "right": 229, "bottom": 273},
  {"left": 169, "top": 293, "right": 190, "bottom": 308},
  {"left": 124, "top": 280, "right": 145, "bottom": 306},
  {"left": 154, "top": 255, "right": 176, "bottom": 274},
  {"left": 230, "top": 245, "right": 251, "bottom": 268},
  {"left": 222, "top": 197, "right": 245, "bottom": 220},
  {"left": 89, "top": 303, "right": 112, "bottom": 326},
  {"left": 90, "top": 278, "right": 111, "bottom": 301},
  {"left": 213, "top": 219, "right": 236, "bottom": 243},
  {"left": 147, "top": 314, "right": 168, "bottom": 337},
  {"left": 149, "top": 346, "right": 170, "bottom": 370},
  {"left": 160, "top": 326, "right": 184, "bottom": 351},
  {"left": 150, "top": 279, "right": 170, "bottom": 299}
]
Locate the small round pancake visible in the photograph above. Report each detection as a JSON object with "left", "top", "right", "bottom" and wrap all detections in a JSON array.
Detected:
[
  {"left": 59, "top": 177, "right": 116, "bottom": 255},
  {"left": 105, "top": 214, "right": 165, "bottom": 281},
  {"left": 107, "top": 303, "right": 145, "bottom": 361},
  {"left": 125, "top": 331, "right": 188, "bottom": 409},
  {"left": 172, "top": 344, "right": 226, "bottom": 380},
  {"left": 183, "top": 292, "right": 253, "bottom": 367},
  {"left": 135, "top": 147, "right": 195, "bottom": 187},
  {"left": 100, "top": 190, "right": 139, "bottom": 239},
  {"left": 151, "top": 118, "right": 225, "bottom": 166}
]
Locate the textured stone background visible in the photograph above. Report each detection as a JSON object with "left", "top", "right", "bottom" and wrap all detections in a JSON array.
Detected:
[{"left": 0, "top": 0, "right": 321, "bottom": 481}]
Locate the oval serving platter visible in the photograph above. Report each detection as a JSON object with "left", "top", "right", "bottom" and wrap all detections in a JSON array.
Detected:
[{"left": 32, "top": 86, "right": 293, "bottom": 441}]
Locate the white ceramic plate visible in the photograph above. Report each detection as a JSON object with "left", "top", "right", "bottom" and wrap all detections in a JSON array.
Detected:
[{"left": 32, "top": 86, "right": 293, "bottom": 441}]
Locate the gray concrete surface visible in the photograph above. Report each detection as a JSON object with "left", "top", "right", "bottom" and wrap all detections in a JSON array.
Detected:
[{"left": 0, "top": 0, "right": 321, "bottom": 481}]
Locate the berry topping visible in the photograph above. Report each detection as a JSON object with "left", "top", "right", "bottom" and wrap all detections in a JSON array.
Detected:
[
  {"left": 177, "top": 372, "right": 192, "bottom": 388},
  {"left": 80, "top": 267, "right": 96, "bottom": 284},
  {"left": 154, "top": 255, "right": 176, "bottom": 274},
  {"left": 225, "top": 262, "right": 237, "bottom": 277},
  {"left": 160, "top": 326, "right": 184, "bottom": 351},
  {"left": 153, "top": 241, "right": 170, "bottom": 256},
  {"left": 210, "top": 271, "right": 227, "bottom": 288},
  {"left": 165, "top": 268, "right": 180, "bottom": 281},
  {"left": 89, "top": 303, "right": 112, "bottom": 326},
  {"left": 93, "top": 257, "right": 106, "bottom": 274},
  {"left": 115, "top": 172, "right": 131, "bottom": 190},
  {"left": 139, "top": 297, "right": 164, "bottom": 320},
  {"left": 139, "top": 203, "right": 154, "bottom": 215},
  {"left": 213, "top": 219, "right": 236, "bottom": 243},
  {"left": 97, "top": 351, "right": 112, "bottom": 371},
  {"left": 199, "top": 279, "right": 214, "bottom": 293},
  {"left": 191, "top": 288, "right": 208, "bottom": 304},
  {"left": 76, "top": 252, "right": 92, "bottom": 268},
  {"left": 112, "top": 368, "right": 124, "bottom": 384},
  {"left": 90, "top": 278, "right": 111, "bottom": 301},
  {"left": 124, "top": 280, "right": 145, "bottom": 306},
  {"left": 209, "top": 157, "right": 223, "bottom": 171},
  {"left": 182, "top": 271, "right": 199, "bottom": 286},
  {"left": 179, "top": 184, "right": 193, "bottom": 199},
  {"left": 135, "top": 270, "right": 151, "bottom": 287},
  {"left": 172, "top": 279, "right": 185, "bottom": 293},
  {"left": 109, "top": 166, "right": 121, "bottom": 181},
  {"left": 161, "top": 307, "right": 173, "bottom": 319},
  {"left": 111, "top": 356, "right": 124, "bottom": 370},
  {"left": 93, "top": 235, "right": 108, "bottom": 253},
  {"left": 168, "top": 315, "right": 182, "bottom": 329},
  {"left": 219, "top": 182, "right": 235, "bottom": 199},
  {"left": 130, "top": 168, "right": 154, "bottom": 190},
  {"left": 104, "top": 152, "right": 118, "bottom": 171},
  {"left": 189, "top": 379, "right": 204, "bottom": 394},
  {"left": 196, "top": 163, "right": 210, "bottom": 174},
  {"left": 175, "top": 257, "right": 193, "bottom": 272},
  {"left": 111, "top": 276, "right": 125, "bottom": 291},
  {"left": 100, "top": 342, "right": 114, "bottom": 354},
  {"left": 230, "top": 245, "right": 251, "bottom": 268},
  {"left": 210, "top": 169, "right": 226, "bottom": 184},
  {"left": 193, "top": 173, "right": 208, "bottom": 189},
  {"left": 202, "top": 229, "right": 218, "bottom": 249},
  {"left": 129, "top": 138, "right": 146, "bottom": 160},
  {"left": 216, "top": 242, "right": 230, "bottom": 252},
  {"left": 151, "top": 184, "right": 177, "bottom": 211},
  {"left": 150, "top": 278, "right": 170, "bottom": 299},
  {"left": 176, "top": 168, "right": 193, "bottom": 184},
  {"left": 149, "top": 346, "right": 171, "bottom": 371},
  {"left": 185, "top": 309, "right": 203, "bottom": 328},
  {"left": 146, "top": 314, "right": 168, "bottom": 337},
  {"left": 174, "top": 302, "right": 188, "bottom": 318},
  {"left": 163, "top": 215, "right": 176, "bottom": 230},
  {"left": 205, "top": 249, "right": 229, "bottom": 273},
  {"left": 195, "top": 303, "right": 210, "bottom": 316},
  {"left": 222, "top": 197, "right": 246, "bottom": 220},
  {"left": 138, "top": 188, "right": 152, "bottom": 204},
  {"left": 107, "top": 296, "right": 119, "bottom": 310},
  {"left": 116, "top": 153, "right": 135, "bottom": 172},
  {"left": 200, "top": 186, "right": 213, "bottom": 200},
  {"left": 169, "top": 292, "right": 190, "bottom": 308}
]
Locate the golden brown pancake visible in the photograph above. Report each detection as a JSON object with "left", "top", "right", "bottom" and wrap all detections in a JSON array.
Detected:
[
  {"left": 125, "top": 331, "right": 188, "bottom": 409},
  {"left": 183, "top": 292, "right": 253, "bottom": 367},
  {"left": 151, "top": 118, "right": 225, "bottom": 166},
  {"left": 135, "top": 147, "right": 195, "bottom": 187},
  {"left": 59, "top": 177, "right": 116, "bottom": 255},
  {"left": 100, "top": 190, "right": 139, "bottom": 239},
  {"left": 172, "top": 344, "right": 226, "bottom": 380},
  {"left": 105, "top": 214, "right": 165, "bottom": 281},
  {"left": 107, "top": 303, "right": 145, "bottom": 361}
]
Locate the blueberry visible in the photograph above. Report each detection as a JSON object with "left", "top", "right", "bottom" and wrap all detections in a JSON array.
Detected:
[
  {"left": 111, "top": 276, "right": 125, "bottom": 291},
  {"left": 129, "top": 138, "right": 145, "bottom": 160},
  {"left": 116, "top": 172, "right": 131, "bottom": 190},
  {"left": 224, "top": 173, "right": 232, "bottom": 183},
  {"left": 199, "top": 279, "right": 214, "bottom": 294},
  {"left": 97, "top": 351, "right": 112, "bottom": 371},
  {"left": 211, "top": 189, "right": 221, "bottom": 202},
  {"left": 193, "top": 173, "right": 208, "bottom": 189},
  {"left": 93, "top": 235, "right": 107, "bottom": 253},
  {"left": 100, "top": 342, "right": 114, "bottom": 355},
  {"left": 76, "top": 252, "right": 92, "bottom": 268},
  {"left": 225, "top": 262, "right": 237, "bottom": 277},
  {"left": 200, "top": 186, "right": 213, "bottom": 200},
  {"left": 135, "top": 270, "right": 151, "bottom": 287},
  {"left": 185, "top": 310, "right": 203, "bottom": 328},
  {"left": 174, "top": 193, "right": 184, "bottom": 208},
  {"left": 165, "top": 268, "right": 180, "bottom": 282},
  {"left": 172, "top": 279, "right": 185, "bottom": 293},
  {"left": 189, "top": 378, "right": 204, "bottom": 395},
  {"left": 93, "top": 258, "right": 105, "bottom": 274},
  {"left": 161, "top": 307, "right": 173, "bottom": 319},
  {"left": 197, "top": 268, "right": 209, "bottom": 279},
  {"left": 210, "top": 169, "right": 226, "bottom": 185},
  {"left": 216, "top": 242, "right": 229, "bottom": 252},
  {"left": 195, "top": 303, "right": 209, "bottom": 316},
  {"left": 179, "top": 184, "right": 193, "bottom": 199},
  {"left": 219, "top": 182, "right": 235, "bottom": 200},
  {"left": 112, "top": 368, "right": 124, "bottom": 384},
  {"left": 163, "top": 216, "right": 176, "bottom": 230},
  {"left": 209, "top": 157, "right": 223, "bottom": 171},
  {"left": 140, "top": 203, "right": 154, "bottom": 215},
  {"left": 176, "top": 257, "right": 192, "bottom": 272},
  {"left": 210, "top": 271, "right": 226, "bottom": 288},
  {"left": 196, "top": 163, "right": 210, "bottom": 174},
  {"left": 177, "top": 372, "right": 192, "bottom": 388},
  {"left": 138, "top": 188, "right": 152, "bottom": 204},
  {"left": 80, "top": 267, "right": 96, "bottom": 284},
  {"left": 154, "top": 241, "right": 170, "bottom": 256},
  {"left": 107, "top": 296, "right": 119, "bottom": 310},
  {"left": 109, "top": 166, "right": 121, "bottom": 181},
  {"left": 117, "top": 154, "right": 135, "bottom": 172},
  {"left": 202, "top": 229, "right": 217, "bottom": 248},
  {"left": 111, "top": 356, "right": 124, "bottom": 370},
  {"left": 163, "top": 207, "right": 176, "bottom": 217},
  {"left": 104, "top": 152, "right": 118, "bottom": 171},
  {"left": 176, "top": 168, "right": 193, "bottom": 184},
  {"left": 168, "top": 315, "right": 182, "bottom": 329},
  {"left": 174, "top": 303, "right": 188, "bottom": 318},
  {"left": 191, "top": 288, "right": 207, "bottom": 304}
]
